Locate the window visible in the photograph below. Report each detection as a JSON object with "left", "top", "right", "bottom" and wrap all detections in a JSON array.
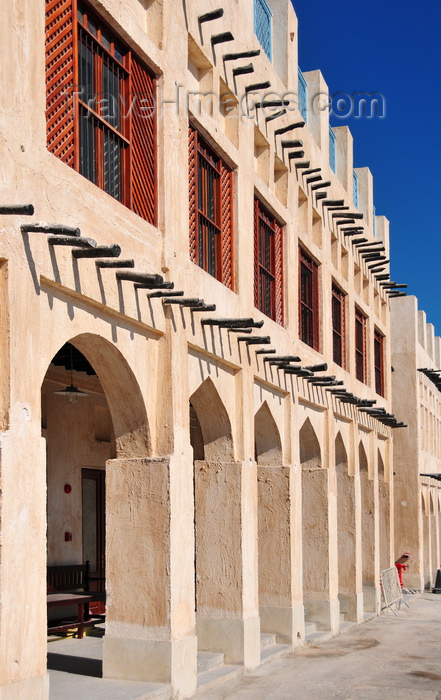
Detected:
[
  {"left": 353, "top": 170, "right": 359, "bottom": 210},
  {"left": 298, "top": 68, "right": 308, "bottom": 122},
  {"left": 329, "top": 127, "right": 336, "bottom": 173},
  {"left": 254, "top": 0, "right": 272, "bottom": 61},
  {"left": 254, "top": 199, "right": 284, "bottom": 324},
  {"left": 188, "top": 125, "right": 234, "bottom": 289},
  {"left": 45, "top": 0, "right": 156, "bottom": 224},
  {"left": 299, "top": 248, "right": 319, "bottom": 349},
  {"left": 355, "top": 307, "right": 367, "bottom": 383},
  {"left": 374, "top": 329, "right": 385, "bottom": 396},
  {"left": 332, "top": 284, "right": 346, "bottom": 367}
]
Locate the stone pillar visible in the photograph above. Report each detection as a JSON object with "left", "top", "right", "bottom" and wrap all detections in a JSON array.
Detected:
[
  {"left": 302, "top": 467, "right": 337, "bottom": 631},
  {"left": 258, "top": 464, "right": 302, "bottom": 644},
  {"left": 0, "top": 425, "right": 49, "bottom": 700},
  {"left": 337, "top": 466, "right": 359, "bottom": 621},
  {"left": 360, "top": 468, "right": 377, "bottom": 612},
  {"left": 379, "top": 475, "right": 392, "bottom": 571},
  {"left": 423, "top": 509, "right": 431, "bottom": 590},
  {"left": 194, "top": 459, "right": 260, "bottom": 668},
  {"left": 103, "top": 454, "right": 197, "bottom": 698}
]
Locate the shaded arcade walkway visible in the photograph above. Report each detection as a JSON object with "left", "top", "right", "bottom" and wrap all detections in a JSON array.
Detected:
[{"left": 48, "top": 595, "right": 441, "bottom": 700}]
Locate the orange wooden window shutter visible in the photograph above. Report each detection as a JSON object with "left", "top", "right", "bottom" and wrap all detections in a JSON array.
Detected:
[
  {"left": 131, "top": 57, "right": 156, "bottom": 226},
  {"left": 188, "top": 125, "right": 198, "bottom": 264},
  {"left": 274, "top": 223, "right": 284, "bottom": 326},
  {"left": 220, "top": 163, "right": 233, "bottom": 290},
  {"left": 45, "top": 0, "right": 75, "bottom": 168},
  {"left": 253, "top": 199, "right": 260, "bottom": 308}
]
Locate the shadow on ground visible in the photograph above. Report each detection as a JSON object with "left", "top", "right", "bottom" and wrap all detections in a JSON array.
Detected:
[{"left": 47, "top": 652, "right": 102, "bottom": 678}]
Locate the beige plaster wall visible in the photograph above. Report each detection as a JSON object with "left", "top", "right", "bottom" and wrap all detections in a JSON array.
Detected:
[{"left": 0, "top": 0, "right": 396, "bottom": 694}]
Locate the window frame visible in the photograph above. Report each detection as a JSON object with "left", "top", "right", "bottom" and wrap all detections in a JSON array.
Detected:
[
  {"left": 188, "top": 124, "right": 234, "bottom": 289},
  {"left": 299, "top": 247, "right": 319, "bottom": 350},
  {"left": 45, "top": 0, "right": 157, "bottom": 224},
  {"left": 255, "top": 200, "right": 277, "bottom": 320},
  {"left": 254, "top": 198, "right": 284, "bottom": 325},
  {"left": 355, "top": 306, "right": 367, "bottom": 383},
  {"left": 76, "top": 5, "right": 131, "bottom": 202},
  {"left": 254, "top": 0, "right": 273, "bottom": 61},
  {"left": 332, "top": 283, "right": 346, "bottom": 368},
  {"left": 195, "top": 134, "right": 222, "bottom": 279},
  {"left": 374, "top": 328, "right": 385, "bottom": 397}
]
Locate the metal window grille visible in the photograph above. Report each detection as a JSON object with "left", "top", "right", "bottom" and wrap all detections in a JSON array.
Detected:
[
  {"left": 298, "top": 68, "right": 308, "bottom": 122},
  {"left": 353, "top": 169, "right": 359, "bottom": 209},
  {"left": 329, "top": 126, "right": 336, "bottom": 173},
  {"left": 254, "top": 0, "right": 272, "bottom": 61}
]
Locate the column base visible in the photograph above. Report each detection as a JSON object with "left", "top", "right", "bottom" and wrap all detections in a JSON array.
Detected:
[
  {"left": 260, "top": 605, "right": 303, "bottom": 645},
  {"left": 304, "top": 596, "right": 340, "bottom": 634},
  {"left": 339, "top": 591, "right": 364, "bottom": 622},
  {"left": 0, "top": 674, "right": 49, "bottom": 700},
  {"left": 363, "top": 583, "right": 380, "bottom": 614},
  {"left": 196, "top": 616, "right": 260, "bottom": 668},
  {"left": 103, "top": 634, "right": 197, "bottom": 697}
]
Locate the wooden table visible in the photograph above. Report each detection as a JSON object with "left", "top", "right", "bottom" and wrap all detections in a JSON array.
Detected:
[{"left": 47, "top": 593, "right": 93, "bottom": 639}]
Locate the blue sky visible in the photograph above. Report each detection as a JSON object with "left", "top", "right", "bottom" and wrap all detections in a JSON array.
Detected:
[{"left": 291, "top": 0, "right": 441, "bottom": 334}]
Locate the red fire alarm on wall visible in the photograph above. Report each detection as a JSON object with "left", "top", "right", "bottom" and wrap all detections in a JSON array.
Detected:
[
  {"left": 64, "top": 484, "right": 72, "bottom": 494},
  {"left": 64, "top": 532, "right": 72, "bottom": 542}
]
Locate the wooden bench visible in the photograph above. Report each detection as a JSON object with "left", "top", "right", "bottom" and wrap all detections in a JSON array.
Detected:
[{"left": 47, "top": 561, "right": 106, "bottom": 624}]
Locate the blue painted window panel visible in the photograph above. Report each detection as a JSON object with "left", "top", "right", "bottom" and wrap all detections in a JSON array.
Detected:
[
  {"left": 298, "top": 68, "right": 307, "bottom": 122},
  {"left": 353, "top": 170, "right": 359, "bottom": 209},
  {"left": 254, "top": 0, "right": 272, "bottom": 61},
  {"left": 329, "top": 127, "right": 336, "bottom": 173}
]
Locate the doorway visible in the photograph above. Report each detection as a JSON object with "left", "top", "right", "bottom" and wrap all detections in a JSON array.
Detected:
[{"left": 82, "top": 468, "right": 105, "bottom": 611}]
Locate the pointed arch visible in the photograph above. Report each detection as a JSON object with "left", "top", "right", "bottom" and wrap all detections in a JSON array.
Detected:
[
  {"left": 335, "top": 431, "right": 348, "bottom": 469},
  {"left": 190, "top": 377, "right": 233, "bottom": 461},
  {"left": 430, "top": 491, "right": 436, "bottom": 515},
  {"left": 255, "top": 401, "right": 282, "bottom": 465},
  {"left": 359, "top": 442, "right": 368, "bottom": 472},
  {"left": 378, "top": 450, "right": 385, "bottom": 476},
  {"left": 69, "top": 333, "right": 150, "bottom": 458},
  {"left": 299, "top": 417, "right": 321, "bottom": 468}
]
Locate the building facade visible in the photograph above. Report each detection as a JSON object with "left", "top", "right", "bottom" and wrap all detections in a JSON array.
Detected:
[
  {"left": 0, "top": 0, "right": 404, "bottom": 698},
  {"left": 392, "top": 296, "right": 441, "bottom": 591}
]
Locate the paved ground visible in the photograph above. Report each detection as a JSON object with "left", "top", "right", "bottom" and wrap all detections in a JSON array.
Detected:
[
  {"left": 48, "top": 594, "right": 441, "bottom": 700},
  {"left": 198, "top": 594, "right": 441, "bottom": 700}
]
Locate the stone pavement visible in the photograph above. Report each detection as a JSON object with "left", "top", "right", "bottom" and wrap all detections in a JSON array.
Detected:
[
  {"left": 48, "top": 594, "right": 441, "bottom": 700},
  {"left": 197, "top": 594, "right": 441, "bottom": 700}
]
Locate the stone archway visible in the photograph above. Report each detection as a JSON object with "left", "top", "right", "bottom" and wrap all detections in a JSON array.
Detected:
[
  {"left": 359, "top": 442, "right": 376, "bottom": 612},
  {"left": 42, "top": 334, "right": 178, "bottom": 685},
  {"left": 300, "top": 418, "right": 330, "bottom": 628},
  {"left": 255, "top": 402, "right": 292, "bottom": 642},
  {"left": 335, "top": 432, "right": 357, "bottom": 621}
]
